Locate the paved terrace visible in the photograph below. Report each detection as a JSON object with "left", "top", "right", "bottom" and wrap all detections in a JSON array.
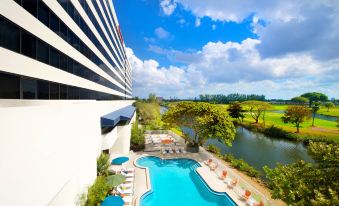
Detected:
[{"left": 115, "top": 130, "right": 285, "bottom": 206}]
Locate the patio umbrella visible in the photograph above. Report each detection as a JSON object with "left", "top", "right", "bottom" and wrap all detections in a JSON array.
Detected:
[
  {"left": 106, "top": 174, "right": 126, "bottom": 188},
  {"left": 111, "top": 156, "right": 129, "bottom": 165},
  {"left": 101, "top": 195, "right": 124, "bottom": 206}
]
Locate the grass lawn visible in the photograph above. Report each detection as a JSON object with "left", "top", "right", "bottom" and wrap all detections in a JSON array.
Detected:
[{"left": 243, "top": 111, "right": 339, "bottom": 142}]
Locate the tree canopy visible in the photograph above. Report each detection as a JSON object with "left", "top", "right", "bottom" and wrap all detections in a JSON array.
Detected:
[
  {"left": 324, "top": 102, "right": 335, "bottom": 112},
  {"left": 301, "top": 92, "right": 328, "bottom": 106},
  {"left": 198, "top": 93, "right": 265, "bottom": 104},
  {"left": 162, "top": 102, "right": 236, "bottom": 146},
  {"left": 281, "top": 106, "right": 311, "bottom": 133},
  {"left": 242, "top": 101, "right": 271, "bottom": 123},
  {"left": 291, "top": 96, "right": 309, "bottom": 104},
  {"left": 264, "top": 142, "right": 339, "bottom": 206},
  {"left": 227, "top": 101, "right": 245, "bottom": 121},
  {"left": 311, "top": 102, "right": 321, "bottom": 126}
]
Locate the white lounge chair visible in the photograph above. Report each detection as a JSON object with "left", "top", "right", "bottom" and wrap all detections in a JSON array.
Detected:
[
  {"left": 123, "top": 196, "right": 132, "bottom": 205},
  {"left": 124, "top": 177, "right": 134, "bottom": 182},
  {"left": 122, "top": 172, "right": 134, "bottom": 177},
  {"left": 120, "top": 183, "right": 133, "bottom": 188},
  {"left": 122, "top": 167, "right": 135, "bottom": 173},
  {"left": 117, "top": 186, "right": 133, "bottom": 194}
]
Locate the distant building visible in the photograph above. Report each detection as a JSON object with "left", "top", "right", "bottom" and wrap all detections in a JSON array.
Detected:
[
  {"left": 157, "top": 96, "right": 164, "bottom": 102},
  {"left": 0, "top": 1, "right": 134, "bottom": 205}
]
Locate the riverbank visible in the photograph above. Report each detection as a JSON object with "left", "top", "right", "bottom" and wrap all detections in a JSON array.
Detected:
[{"left": 237, "top": 121, "right": 339, "bottom": 143}]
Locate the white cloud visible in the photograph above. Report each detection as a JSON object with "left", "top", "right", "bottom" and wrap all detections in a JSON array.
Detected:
[
  {"left": 154, "top": 27, "right": 170, "bottom": 39},
  {"left": 212, "top": 24, "right": 216, "bottom": 30},
  {"left": 128, "top": 38, "right": 339, "bottom": 99},
  {"left": 195, "top": 18, "right": 201, "bottom": 27},
  {"left": 160, "top": 0, "right": 177, "bottom": 16}
]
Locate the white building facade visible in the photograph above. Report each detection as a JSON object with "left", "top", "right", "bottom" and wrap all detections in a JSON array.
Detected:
[{"left": 0, "top": 1, "right": 134, "bottom": 205}]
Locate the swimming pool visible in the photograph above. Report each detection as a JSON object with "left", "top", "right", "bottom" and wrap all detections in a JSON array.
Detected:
[{"left": 137, "top": 156, "right": 236, "bottom": 206}]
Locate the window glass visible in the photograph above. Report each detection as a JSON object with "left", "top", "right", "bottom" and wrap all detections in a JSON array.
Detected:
[
  {"left": 59, "top": 84, "right": 67, "bottom": 99},
  {"left": 49, "top": 12, "right": 59, "bottom": 33},
  {"left": 58, "top": 0, "right": 67, "bottom": 11},
  {"left": 38, "top": 1, "right": 49, "bottom": 27},
  {"left": 21, "top": 77, "right": 37, "bottom": 99},
  {"left": 36, "top": 40, "right": 49, "bottom": 64},
  {"left": 67, "top": 58, "right": 73, "bottom": 73},
  {"left": 0, "top": 72, "right": 20, "bottom": 99},
  {"left": 22, "top": 0, "right": 37, "bottom": 17},
  {"left": 0, "top": 17, "right": 20, "bottom": 52},
  {"left": 21, "top": 31, "right": 36, "bottom": 58},
  {"left": 59, "top": 21, "right": 67, "bottom": 40},
  {"left": 50, "top": 48, "right": 60, "bottom": 68},
  {"left": 49, "top": 82, "right": 59, "bottom": 99},
  {"left": 37, "top": 80, "right": 49, "bottom": 99},
  {"left": 59, "top": 53, "right": 67, "bottom": 71}
]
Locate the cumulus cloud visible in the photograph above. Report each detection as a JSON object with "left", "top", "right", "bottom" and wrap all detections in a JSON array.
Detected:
[
  {"left": 128, "top": 38, "right": 339, "bottom": 98},
  {"left": 195, "top": 18, "right": 201, "bottom": 27},
  {"left": 160, "top": 0, "right": 177, "bottom": 16},
  {"left": 154, "top": 27, "right": 171, "bottom": 39},
  {"left": 165, "top": 0, "right": 339, "bottom": 61}
]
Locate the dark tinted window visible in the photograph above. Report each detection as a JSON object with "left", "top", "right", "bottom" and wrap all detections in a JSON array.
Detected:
[
  {"left": 37, "top": 80, "right": 49, "bottom": 99},
  {"left": 21, "top": 77, "right": 37, "bottom": 99},
  {"left": 67, "top": 58, "right": 73, "bottom": 73},
  {"left": 36, "top": 40, "right": 49, "bottom": 64},
  {"left": 50, "top": 48, "right": 60, "bottom": 68},
  {"left": 59, "top": 21, "right": 67, "bottom": 40},
  {"left": 21, "top": 31, "right": 36, "bottom": 58},
  {"left": 0, "top": 72, "right": 20, "bottom": 99},
  {"left": 59, "top": 53, "right": 67, "bottom": 71},
  {"left": 0, "top": 17, "right": 20, "bottom": 52},
  {"left": 60, "top": 84, "right": 67, "bottom": 99},
  {"left": 49, "top": 83, "right": 59, "bottom": 99},
  {"left": 22, "top": 0, "right": 37, "bottom": 17},
  {"left": 38, "top": 1, "right": 49, "bottom": 27},
  {"left": 49, "top": 12, "right": 59, "bottom": 33}
]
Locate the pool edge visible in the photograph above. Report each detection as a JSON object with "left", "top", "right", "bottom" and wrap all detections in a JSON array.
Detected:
[{"left": 134, "top": 155, "right": 238, "bottom": 206}]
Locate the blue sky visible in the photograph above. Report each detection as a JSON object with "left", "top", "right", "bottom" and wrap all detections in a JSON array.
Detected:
[{"left": 115, "top": 0, "right": 339, "bottom": 99}]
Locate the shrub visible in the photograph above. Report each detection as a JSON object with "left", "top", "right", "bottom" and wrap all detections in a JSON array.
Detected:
[
  {"left": 207, "top": 144, "right": 220, "bottom": 155},
  {"left": 223, "top": 154, "right": 260, "bottom": 177},
  {"left": 97, "top": 153, "right": 110, "bottom": 176},
  {"left": 86, "top": 176, "right": 110, "bottom": 206},
  {"left": 130, "top": 119, "right": 145, "bottom": 151}
]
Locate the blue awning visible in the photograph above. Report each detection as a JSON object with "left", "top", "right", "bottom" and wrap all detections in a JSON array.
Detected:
[{"left": 101, "top": 105, "right": 135, "bottom": 128}]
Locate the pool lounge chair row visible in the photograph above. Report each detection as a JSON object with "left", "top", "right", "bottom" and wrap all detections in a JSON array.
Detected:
[
  {"left": 204, "top": 158, "right": 267, "bottom": 206},
  {"left": 162, "top": 147, "right": 187, "bottom": 154},
  {"left": 204, "top": 158, "right": 218, "bottom": 171},
  {"left": 118, "top": 168, "right": 135, "bottom": 205}
]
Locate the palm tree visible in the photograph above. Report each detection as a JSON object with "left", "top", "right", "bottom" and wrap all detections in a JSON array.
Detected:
[{"left": 311, "top": 102, "right": 321, "bottom": 126}]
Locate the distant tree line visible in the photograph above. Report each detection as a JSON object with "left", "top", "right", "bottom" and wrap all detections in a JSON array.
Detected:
[{"left": 197, "top": 93, "right": 266, "bottom": 104}]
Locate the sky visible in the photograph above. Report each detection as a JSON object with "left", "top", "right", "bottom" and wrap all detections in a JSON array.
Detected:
[{"left": 114, "top": 0, "right": 339, "bottom": 99}]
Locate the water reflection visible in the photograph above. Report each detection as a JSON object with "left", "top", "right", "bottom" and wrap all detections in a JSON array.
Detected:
[{"left": 207, "top": 127, "right": 313, "bottom": 174}]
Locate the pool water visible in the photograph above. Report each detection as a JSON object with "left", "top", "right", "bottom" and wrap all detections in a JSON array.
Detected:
[{"left": 137, "top": 156, "right": 236, "bottom": 206}]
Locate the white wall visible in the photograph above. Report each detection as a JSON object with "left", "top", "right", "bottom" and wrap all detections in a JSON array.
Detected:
[{"left": 0, "top": 100, "right": 133, "bottom": 206}]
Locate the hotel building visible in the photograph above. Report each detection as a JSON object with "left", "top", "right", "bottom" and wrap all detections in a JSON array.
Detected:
[{"left": 0, "top": 0, "right": 135, "bottom": 205}]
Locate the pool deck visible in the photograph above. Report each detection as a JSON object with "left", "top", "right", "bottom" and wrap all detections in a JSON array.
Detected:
[
  {"left": 122, "top": 131, "right": 286, "bottom": 206},
  {"left": 196, "top": 166, "right": 246, "bottom": 206}
]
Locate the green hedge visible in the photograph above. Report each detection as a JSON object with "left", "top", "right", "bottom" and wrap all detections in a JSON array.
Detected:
[
  {"left": 130, "top": 119, "right": 145, "bottom": 151},
  {"left": 86, "top": 176, "right": 110, "bottom": 206},
  {"left": 207, "top": 144, "right": 221, "bottom": 155},
  {"left": 223, "top": 154, "right": 260, "bottom": 178}
]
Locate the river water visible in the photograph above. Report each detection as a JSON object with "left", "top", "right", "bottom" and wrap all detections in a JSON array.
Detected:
[{"left": 160, "top": 106, "right": 313, "bottom": 175}]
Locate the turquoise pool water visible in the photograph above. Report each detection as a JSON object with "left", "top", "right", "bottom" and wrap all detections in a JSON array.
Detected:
[{"left": 137, "top": 156, "right": 236, "bottom": 206}]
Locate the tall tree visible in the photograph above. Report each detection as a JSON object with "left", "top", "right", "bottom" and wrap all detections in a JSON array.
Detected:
[
  {"left": 162, "top": 102, "right": 236, "bottom": 146},
  {"left": 324, "top": 102, "right": 335, "bottom": 112},
  {"left": 264, "top": 142, "right": 339, "bottom": 206},
  {"left": 311, "top": 102, "right": 321, "bottom": 126},
  {"left": 242, "top": 101, "right": 271, "bottom": 124},
  {"left": 301, "top": 92, "right": 328, "bottom": 107},
  {"left": 148, "top": 93, "right": 158, "bottom": 103},
  {"left": 227, "top": 101, "right": 245, "bottom": 122},
  {"left": 291, "top": 96, "right": 309, "bottom": 105},
  {"left": 281, "top": 106, "right": 311, "bottom": 133}
]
